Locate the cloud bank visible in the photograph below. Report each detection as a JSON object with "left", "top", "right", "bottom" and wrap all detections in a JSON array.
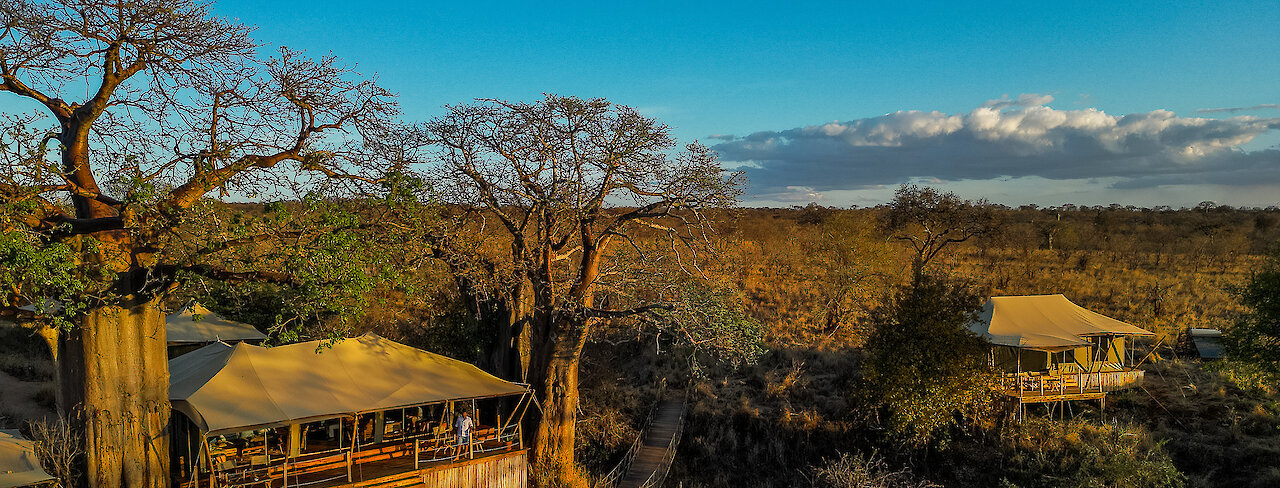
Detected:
[
  {"left": 713, "top": 95, "right": 1280, "bottom": 197},
  {"left": 1197, "top": 104, "right": 1280, "bottom": 114}
]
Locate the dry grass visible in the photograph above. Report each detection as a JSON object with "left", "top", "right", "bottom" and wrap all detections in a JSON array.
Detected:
[
  {"left": 1104, "top": 359, "right": 1280, "bottom": 488},
  {"left": 577, "top": 207, "right": 1276, "bottom": 486}
]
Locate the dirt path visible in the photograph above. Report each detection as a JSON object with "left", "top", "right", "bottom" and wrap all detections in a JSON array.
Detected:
[{"left": 0, "top": 368, "right": 54, "bottom": 427}]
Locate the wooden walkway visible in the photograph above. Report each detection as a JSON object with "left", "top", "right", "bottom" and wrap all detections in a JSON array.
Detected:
[{"left": 616, "top": 397, "right": 685, "bottom": 488}]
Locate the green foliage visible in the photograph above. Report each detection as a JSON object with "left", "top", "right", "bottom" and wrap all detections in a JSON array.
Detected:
[
  {"left": 665, "top": 280, "right": 768, "bottom": 369},
  {"left": 1223, "top": 248, "right": 1280, "bottom": 375},
  {"left": 0, "top": 230, "right": 90, "bottom": 329},
  {"left": 175, "top": 195, "right": 425, "bottom": 344},
  {"left": 862, "top": 274, "right": 996, "bottom": 448}
]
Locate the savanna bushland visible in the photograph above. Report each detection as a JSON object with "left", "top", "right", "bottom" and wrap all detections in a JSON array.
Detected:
[
  {"left": 6, "top": 192, "right": 1279, "bottom": 487},
  {"left": 0, "top": 3, "right": 1276, "bottom": 488}
]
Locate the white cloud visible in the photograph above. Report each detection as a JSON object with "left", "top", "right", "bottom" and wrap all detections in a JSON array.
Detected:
[
  {"left": 753, "top": 185, "right": 824, "bottom": 203},
  {"left": 981, "top": 93, "right": 1055, "bottom": 109},
  {"left": 714, "top": 100, "right": 1280, "bottom": 195}
]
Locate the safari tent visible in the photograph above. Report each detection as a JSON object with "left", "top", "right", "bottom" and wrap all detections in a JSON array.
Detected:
[
  {"left": 968, "top": 294, "right": 1153, "bottom": 404},
  {"left": 168, "top": 333, "right": 531, "bottom": 487},
  {"left": 165, "top": 303, "right": 266, "bottom": 357},
  {"left": 0, "top": 430, "right": 55, "bottom": 488}
]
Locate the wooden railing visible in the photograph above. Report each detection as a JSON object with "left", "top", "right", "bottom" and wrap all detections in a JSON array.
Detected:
[
  {"left": 596, "top": 399, "right": 661, "bottom": 488},
  {"left": 636, "top": 390, "right": 688, "bottom": 488},
  {"left": 596, "top": 380, "right": 670, "bottom": 488},
  {"left": 193, "top": 425, "right": 522, "bottom": 488},
  {"left": 412, "top": 424, "right": 520, "bottom": 468},
  {"left": 1003, "top": 369, "right": 1144, "bottom": 398}
]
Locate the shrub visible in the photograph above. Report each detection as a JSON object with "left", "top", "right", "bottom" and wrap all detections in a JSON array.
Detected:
[
  {"left": 862, "top": 274, "right": 997, "bottom": 447},
  {"left": 812, "top": 451, "right": 939, "bottom": 488},
  {"left": 992, "top": 419, "right": 1186, "bottom": 488},
  {"left": 27, "top": 417, "right": 83, "bottom": 487}
]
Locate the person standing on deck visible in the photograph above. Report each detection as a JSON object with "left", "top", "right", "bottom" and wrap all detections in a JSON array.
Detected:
[{"left": 454, "top": 409, "right": 473, "bottom": 459}]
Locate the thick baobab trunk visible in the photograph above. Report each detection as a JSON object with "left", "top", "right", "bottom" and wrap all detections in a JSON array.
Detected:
[
  {"left": 526, "top": 313, "right": 589, "bottom": 486},
  {"left": 529, "top": 354, "right": 584, "bottom": 485},
  {"left": 59, "top": 297, "right": 171, "bottom": 488}
]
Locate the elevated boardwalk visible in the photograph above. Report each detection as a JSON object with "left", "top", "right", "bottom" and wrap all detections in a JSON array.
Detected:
[
  {"left": 596, "top": 391, "right": 687, "bottom": 488},
  {"left": 616, "top": 398, "right": 685, "bottom": 488}
]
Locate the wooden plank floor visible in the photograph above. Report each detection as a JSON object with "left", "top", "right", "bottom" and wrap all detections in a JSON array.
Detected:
[{"left": 617, "top": 398, "right": 684, "bottom": 488}]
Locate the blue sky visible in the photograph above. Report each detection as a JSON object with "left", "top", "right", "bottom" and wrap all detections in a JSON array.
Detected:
[{"left": 19, "top": 0, "right": 1280, "bottom": 208}]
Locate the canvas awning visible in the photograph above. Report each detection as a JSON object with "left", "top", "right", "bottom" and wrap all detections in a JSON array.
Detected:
[
  {"left": 169, "top": 333, "right": 528, "bottom": 434},
  {"left": 968, "top": 294, "right": 1154, "bottom": 352},
  {"left": 166, "top": 303, "right": 266, "bottom": 345},
  {"left": 0, "top": 430, "right": 56, "bottom": 488}
]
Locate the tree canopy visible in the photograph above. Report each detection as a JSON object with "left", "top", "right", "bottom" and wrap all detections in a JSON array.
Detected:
[
  {"left": 419, "top": 94, "right": 746, "bottom": 481},
  {"left": 863, "top": 275, "right": 996, "bottom": 448},
  {"left": 1224, "top": 248, "right": 1280, "bottom": 374},
  {"left": 0, "top": 1, "right": 399, "bottom": 486}
]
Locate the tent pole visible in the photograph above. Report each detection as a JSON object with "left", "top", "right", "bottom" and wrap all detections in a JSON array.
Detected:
[
  {"left": 1016, "top": 352, "right": 1023, "bottom": 422},
  {"left": 203, "top": 435, "right": 216, "bottom": 488}
]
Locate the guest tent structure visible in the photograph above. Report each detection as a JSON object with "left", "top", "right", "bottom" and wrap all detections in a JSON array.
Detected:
[
  {"left": 170, "top": 333, "right": 526, "bottom": 434},
  {"left": 165, "top": 303, "right": 265, "bottom": 357},
  {"left": 0, "top": 430, "right": 55, "bottom": 488},
  {"left": 168, "top": 333, "right": 532, "bottom": 487},
  {"left": 967, "top": 294, "right": 1154, "bottom": 407}
]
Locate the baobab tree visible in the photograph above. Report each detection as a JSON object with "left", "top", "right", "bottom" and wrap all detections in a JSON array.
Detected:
[
  {"left": 422, "top": 95, "right": 743, "bottom": 483},
  {"left": 0, "top": 1, "right": 396, "bottom": 486}
]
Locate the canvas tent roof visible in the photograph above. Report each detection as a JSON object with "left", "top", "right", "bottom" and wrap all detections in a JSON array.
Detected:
[
  {"left": 967, "top": 294, "right": 1154, "bottom": 352},
  {"left": 0, "top": 430, "right": 56, "bottom": 488},
  {"left": 169, "top": 333, "right": 527, "bottom": 434},
  {"left": 166, "top": 303, "right": 266, "bottom": 345}
]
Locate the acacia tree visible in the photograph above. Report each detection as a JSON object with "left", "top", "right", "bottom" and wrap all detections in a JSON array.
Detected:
[
  {"left": 884, "top": 185, "right": 994, "bottom": 281},
  {"left": 0, "top": 1, "right": 395, "bottom": 486},
  {"left": 422, "top": 95, "right": 742, "bottom": 483}
]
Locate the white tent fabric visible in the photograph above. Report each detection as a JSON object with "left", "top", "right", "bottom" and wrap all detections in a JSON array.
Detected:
[
  {"left": 968, "top": 294, "right": 1154, "bottom": 351},
  {"left": 169, "top": 334, "right": 527, "bottom": 434},
  {"left": 166, "top": 303, "right": 266, "bottom": 345},
  {"left": 0, "top": 430, "right": 55, "bottom": 488}
]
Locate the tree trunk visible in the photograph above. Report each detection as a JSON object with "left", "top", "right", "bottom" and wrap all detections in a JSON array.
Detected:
[
  {"left": 529, "top": 351, "right": 584, "bottom": 486},
  {"left": 59, "top": 297, "right": 170, "bottom": 488},
  {"left": 490, "top": 281, "right": 530, "bottom": 382},
  {"left": 456, "top": 277, "right": 529, "bottom": 382},
  {"left": 526, "top": 314, "right": 589, "bottom": 487}
]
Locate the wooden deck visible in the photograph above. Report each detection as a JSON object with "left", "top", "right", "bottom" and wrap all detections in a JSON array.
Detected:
[
  {"left": 183, "top": 432, "right": 525, "bottom": 488},
  {"left": 1003, "top": 369, "right": 1143, "bottom": 404}
]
